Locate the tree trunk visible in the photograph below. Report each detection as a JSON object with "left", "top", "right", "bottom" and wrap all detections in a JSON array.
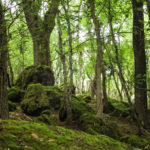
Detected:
[
  {"left": 88, "top": 0, "right": 103, "bottom": 118},
  {"left": 8, "top": 52, "right": 14, "bottom": 86},
  {"left": 132, "top": 0, "right": 148, "bottom": 126},
  {"left": 22, "top": 0, "right": 59, "bottom": 66},
  {"left": 32, "top": 34, "right": 51, "bottom": 65},
  {"left": 0, "top": 1, "right": 9, "bottom": 119},
  {"left": 57, "top": 11, "right": 72, "bottom": 122},
  {"left": 108, "top": 0, "right": 131, "bottom": 104}
]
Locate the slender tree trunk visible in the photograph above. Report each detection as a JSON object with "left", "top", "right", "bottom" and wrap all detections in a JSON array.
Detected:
[
  {"left": 57, "top": 12, "right": 72, "bottom": 122},
  {"left": 88, "top": 0, "right": 103, "bottom": 118},
  {"left": 0, "top": 1, "right": 9, "bottom": 119},
  {"left": 102, "top": 66, "right": 108, "bottom": 106},
  {"left": 8, "top": 52, "right": 14, "bottom": 86},
  {"left": 63, "top": 1, "right": 73, "bottom": 121},
  {"left": 146, "top": 0, "right": 150, "bottom": 27},
  {"left": 104, "top": 43, "right": 123, "bottom": 100},
  {"left": 132, "top": 0, "right": 148, "bottom": 126},
  {"left": 108, "top": 0, "right": 131, "bottom": 104}
]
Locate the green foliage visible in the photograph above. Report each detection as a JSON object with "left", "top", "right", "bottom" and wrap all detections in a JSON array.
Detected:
[
  {"left": 0, "top": 120, "right": 138, "bottom": 150},
  {"left": 120, "top": 134, "right": 150, "bottom": 149}
]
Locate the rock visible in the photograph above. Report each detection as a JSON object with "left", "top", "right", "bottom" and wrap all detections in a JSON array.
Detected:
[
  {"left": 104, "top": 98, "right": 130, "bottom": 117},
  {"left": 77, "top": 93, "right": 92, "bottom": 103},
  {"left": 78, "top": 113, "right": 121, "bottom": 139},
  {"left": 8, "top": 101, "right": 17, "bottom": 111},
  {"left": 59, "top": 96, "right": 95, "bottom": 122},
  {"left": 15, "top": 65, "right": 55, "bottom": 90},
  {"left": 120, "top": 134, "right": 150, "bottom": 149},
  {"left": 8, "top": 86, "right": 24, "bottom": 103},
  {"left": 21, "top": 84, "right": 63, "bottom": 116}
]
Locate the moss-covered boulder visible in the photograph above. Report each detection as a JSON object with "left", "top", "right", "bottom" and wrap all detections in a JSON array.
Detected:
[
  {"left": 8, "top": 101, "right": 17, "bottom": 111},
  {"left": 15, "top": 65, "right": 55, "bottom": 90},
  {"left": 21, "top": 84, "right": 50, "bottom": 116},
  {"left": 77, "top": 93, "right": 92, "bottom": 103},
  {"left": 8, "top": 86, "right": 24, "bottom": 103},
  {"left": 78, "top": 113, "right": 121, "bottom": 139},
  {"left": 21, "top": 84, "right": 63, "bottom": 116},
  {"left": 59, "top": 96, "right": 95, "bottom": 122},
  {"left": 120, "top": 134, "right": 150, "bottom": 149},
  {"left": 104, "top": 98, "right": 130, "bottom": 117}
]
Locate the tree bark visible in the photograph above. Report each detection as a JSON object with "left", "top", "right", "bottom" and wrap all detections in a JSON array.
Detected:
[
  {"left": 108, "top": 0, "right": 131, "bottom": 105},
  {"left": 22, "top": 0, "right": 60, "bottom": 66},
  {"left": 57, "top": 11, "right": 72, "bottom": 122},
  {"left": 0, "top": 1, "right": 9, "bottom": 119},
  {"left": 132, "top": 0, "right": 148, "bottom": 126},
  {"left": 62, "top": 0, "right": 73, "bottom": 122},
  {"left": 88, "top": 0, "right": 103, "bottom": 118}
]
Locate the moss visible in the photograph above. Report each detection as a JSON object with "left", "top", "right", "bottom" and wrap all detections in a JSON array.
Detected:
[
  {"left": 21, "top": 84, "right": 63, "bottom": 116},
  {"left": 77, "top": 93, "right": 92, "bottom": 103},
  {"left": 120, "top": 134, "right": 150, "bottom": 149},
  {"left": 0, "top": 120, "right": 138, "bottom": 150},
  {"left": 78, "top": 113, "right": 104, "bottom": 134},
  {"left": 78, "top": 113, "right": 121, "bottom": 139},
  {"left": 59, "top": 96, "right": 95, "bottom": 122},
  {"left": 8, "top": 86, "right": 24, "bottom": 103},
  {"left": 35, "top": 114, "right": 54, "bottom": 125},
  {"left": 15, "top": 65, "right": 54, "bottom": 90},
  {"left": 100, "top": 120, "right": 122, "bottom": 139},
  {"left": 8, "top": 101, "right": 17, "bottom": 111},
  {"left": 104, "top": 98, "right": 130, "bottom": 117},
  {"left": 21, "top": 84, "right": 50, "bottom": 116}
]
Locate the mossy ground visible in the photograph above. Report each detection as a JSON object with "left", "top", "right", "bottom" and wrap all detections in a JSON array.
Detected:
[{"left": 0, "top": 120, "right": 138, "bottom": 150}]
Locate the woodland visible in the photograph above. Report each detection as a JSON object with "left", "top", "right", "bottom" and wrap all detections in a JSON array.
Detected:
[{"left": 0, "top": 0, "right": 150, "bottom": 149}]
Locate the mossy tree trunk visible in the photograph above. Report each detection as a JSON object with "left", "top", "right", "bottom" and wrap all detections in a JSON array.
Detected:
[
  {"left": 62, "top": 1, "right": 73, "bottom": 122},
  {"left": 0, "top": 1, "right": 9, "bottom": 119},
  {"left": 88, "top": 0, "right": 103, "bottom": 118},
  {"left": 132, "top": 0, "right": 148, "bottom": 127},
  {"left": 22, "top": 0, "right": 60, "bottom": 66}
]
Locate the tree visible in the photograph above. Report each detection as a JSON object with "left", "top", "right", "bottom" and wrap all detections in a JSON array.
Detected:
[
  {"left": 132, "top": 0, "right": 148, "bottom": 126},
  {"left": 22, "top": 0, "right": 60, "bottom": 66},
  {"left": 0, "top": 0, "right": 9, "bottom": 119},
  {"left": 88, "top": 0, "right": 103, "bottom": 118}
]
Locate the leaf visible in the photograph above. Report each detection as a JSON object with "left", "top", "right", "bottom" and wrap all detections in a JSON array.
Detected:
[
  {"left": 31, "top": 133, "right": 39, "bottom": 139},
  {"left": 48, "top": 138, "right": 55, "bottom": 142}
]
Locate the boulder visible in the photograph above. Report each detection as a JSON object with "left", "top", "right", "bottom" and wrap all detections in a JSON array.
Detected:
[
  {"left": 15, "top": 65, "right": 54, "bottom": 90},
  {"left": 21, "top": 84, "right": 63, "bottom": 116},
  {"left": 8, "top": 86, "right": 24, "bottom": 103}
]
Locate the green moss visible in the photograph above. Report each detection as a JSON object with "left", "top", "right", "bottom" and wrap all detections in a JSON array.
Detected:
[
  {"left": 35, "top": 114, "right": 54, "bottom": 125},
  {"left": 21, "top": 84, "right": 64, "bottom": 116},
  {"left": 8, "top": 101, "right": 17, "bottom": 111},
  {"left": 15, "top": 65, "right": 54, "bottom": 90},
  {"left": 21, "top": 84, "right": 50, "bottom": 116},
  {"left": 77, "top": 93, "right": 92, "bottom": 103},
  {"left": 0, "top": 120, "right": 138, "bottom": 150},
  {"left": 120, "top": 134, "right": 150, "bottom": 149},
  {"left": 104, "top": 98, "right": 130, "bottom": 117},
  {"left": 78, "top": 113, "right": 121, "bottom": 139},
  {"left": 78, "top": 113, "right": 104, "bottom": 134},
  {"left": 8, "top": 86, "right": 24, "bottom": 103},
  {"left": 71, "top": 97, "right": 95, "bottom": 121}
]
